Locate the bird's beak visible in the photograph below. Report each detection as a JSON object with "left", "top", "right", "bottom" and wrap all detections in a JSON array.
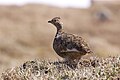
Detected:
[{"left": 48, "top": 20, "right": 52, "bottom": 23}]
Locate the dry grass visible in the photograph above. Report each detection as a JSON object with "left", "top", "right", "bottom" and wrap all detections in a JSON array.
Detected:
[{"left": 1, "top": 56, "right": 120, "bottom": 80}]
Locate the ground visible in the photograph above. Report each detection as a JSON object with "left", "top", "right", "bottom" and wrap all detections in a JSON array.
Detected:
[{"left": 1, "top": 56, "right": 120, "bottom": 80}]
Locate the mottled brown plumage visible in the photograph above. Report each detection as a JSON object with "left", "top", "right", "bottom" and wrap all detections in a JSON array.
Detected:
[{"left": 48, "top": 17, "right": 93, "bottom": 67}]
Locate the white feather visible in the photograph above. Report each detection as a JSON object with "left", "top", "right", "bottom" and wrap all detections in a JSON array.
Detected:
[
  {"left": 55, "top": 34, "right": 61, "bottom": 38},
  {"left": 67, "top": 48, "right": 79, "bottom": 52}
]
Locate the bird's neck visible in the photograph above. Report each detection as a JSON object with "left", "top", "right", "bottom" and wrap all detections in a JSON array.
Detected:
[
  {"left": 55, "top": 29, "right": 64, "bottom": 39},
  {"left": 56, "top": 29, "right": 63, "bottom": 36},
  {"left": 53, "top": 22, "right": 64, "bottom": 36},
  {"left": 54, "top": 23, "right": 63, "bottom": 31},
  {"left": 57, "top": 29, "right": 63, "bottom": 33}
]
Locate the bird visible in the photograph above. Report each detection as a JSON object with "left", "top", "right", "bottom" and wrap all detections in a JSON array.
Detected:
[{"left": 48, "top": 17, "right": 93, "bottom": 68}]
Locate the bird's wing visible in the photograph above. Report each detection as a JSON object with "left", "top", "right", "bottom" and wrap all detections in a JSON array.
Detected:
[
  {"left": 73, "top": 35, "right": 93, "bottom": 54},
  {"left": 61, "top": 33, "right": 92, "bottom": 54}
]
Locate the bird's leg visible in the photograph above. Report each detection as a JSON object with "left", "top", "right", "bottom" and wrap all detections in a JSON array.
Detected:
[{"left": 64, "top": 58, "right": 80, "bottom": 69}]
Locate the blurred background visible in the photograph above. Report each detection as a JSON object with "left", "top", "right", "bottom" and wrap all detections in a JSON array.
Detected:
[{"left": 0, "top": 0, "right": 120, "bottom": 74}]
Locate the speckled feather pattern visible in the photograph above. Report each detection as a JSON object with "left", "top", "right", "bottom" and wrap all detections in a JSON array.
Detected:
[
  {"left": 53, "top": 30, "right": 92, "bottom": 60},
  {"left": 48, "top": 17, "right": 93, "bottom": 61}
]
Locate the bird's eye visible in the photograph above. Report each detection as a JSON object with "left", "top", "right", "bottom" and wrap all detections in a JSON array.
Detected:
[{"left": 54, "top": 20, "right": 56, "bottom": 22}]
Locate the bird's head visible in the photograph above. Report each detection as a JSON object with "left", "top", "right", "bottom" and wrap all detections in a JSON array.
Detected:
[{"left": 48, "top": 17, "right": 63, "bottom": 30}]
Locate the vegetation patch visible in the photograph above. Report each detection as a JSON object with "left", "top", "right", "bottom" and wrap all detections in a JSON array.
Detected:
[{"left": 1, "top": 56, "right": 120, "bottom": 80}]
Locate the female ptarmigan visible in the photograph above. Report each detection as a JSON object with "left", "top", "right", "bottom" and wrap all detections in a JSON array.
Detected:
[{"left": 48, "top": 17, "right": 93, "bottom": 67}]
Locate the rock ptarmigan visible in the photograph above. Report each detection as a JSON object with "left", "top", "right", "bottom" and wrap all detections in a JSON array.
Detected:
[{"left": 48, "top": 17, "right": 93, "bottom": 67}]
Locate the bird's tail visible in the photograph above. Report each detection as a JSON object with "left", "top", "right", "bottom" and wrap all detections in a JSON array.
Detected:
[{"left": 87, "top": 49, "right": 94, "bottom": 54}]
